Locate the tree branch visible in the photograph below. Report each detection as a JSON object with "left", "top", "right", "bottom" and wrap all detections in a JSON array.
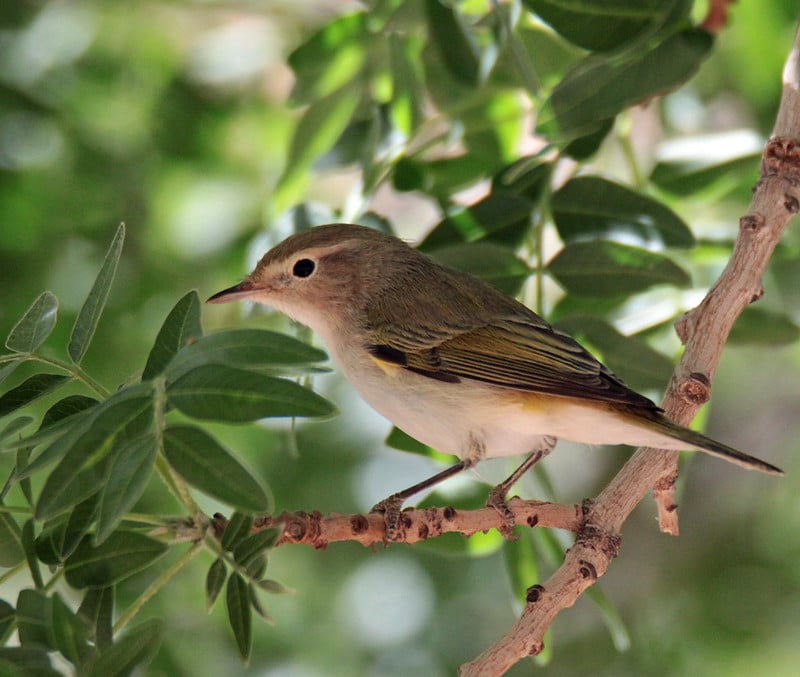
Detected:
[
  {"left": 458, "top": 24, "right": 800, "bottom": 676},
  {"left": 236, "top": 498, "right": 583, "bottom": 549}
]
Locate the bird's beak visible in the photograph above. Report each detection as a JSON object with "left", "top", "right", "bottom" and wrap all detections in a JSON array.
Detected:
[{"left": 206, "top": 279, "right": 262, "bottom": 304}]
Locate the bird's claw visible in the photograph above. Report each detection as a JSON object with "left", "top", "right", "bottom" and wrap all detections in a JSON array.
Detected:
[
  {"left": 370, "top": 494, "right": 406, "bottom": 542},
  {"left": 485, "top": 485, "right": 518, "bottom": 540}
]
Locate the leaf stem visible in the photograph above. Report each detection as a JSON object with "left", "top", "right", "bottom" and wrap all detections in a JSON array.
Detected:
[
  {"left": 113, "top": 541, "right": 204, "bottom": 634},
  {"left": 26, "top": 354, "right": 110, "bottom": 398}
]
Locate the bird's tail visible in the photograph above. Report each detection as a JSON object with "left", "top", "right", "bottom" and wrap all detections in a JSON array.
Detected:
[{"left": 650, "top": 416, "right": 783, "bottom": 476}]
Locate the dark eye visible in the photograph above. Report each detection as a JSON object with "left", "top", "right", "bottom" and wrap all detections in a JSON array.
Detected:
[{"left": 292, "top": 258, "right": 315, "bottom": 278}]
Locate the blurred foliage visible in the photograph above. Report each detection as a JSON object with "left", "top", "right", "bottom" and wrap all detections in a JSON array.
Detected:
[{"left": 1, "top": 0, "right": 799, "bottom": 675}]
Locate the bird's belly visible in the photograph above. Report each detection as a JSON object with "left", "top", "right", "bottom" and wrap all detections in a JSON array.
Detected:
[{"left": 338, "top": 357, "right": 559, "bottom": 459}]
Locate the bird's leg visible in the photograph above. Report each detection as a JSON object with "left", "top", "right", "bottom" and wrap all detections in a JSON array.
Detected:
[
  {"left": 486, "top": 437, "right": 557, "bottom": 538},
  {"left": 371, "top": 458, "right": 476, "bottom": 541}
]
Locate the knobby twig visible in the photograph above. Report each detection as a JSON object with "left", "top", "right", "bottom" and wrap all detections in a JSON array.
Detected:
[
  {"left": 238, "top": 499, "right": 583, "bottom": 549},
  {"left": 459, "top": 24, "right": 800, "bottom": 676}
]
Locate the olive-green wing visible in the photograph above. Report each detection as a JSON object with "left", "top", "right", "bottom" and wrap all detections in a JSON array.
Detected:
[{"left": 367, "top": 318, "right": 657, "bottom": 408}]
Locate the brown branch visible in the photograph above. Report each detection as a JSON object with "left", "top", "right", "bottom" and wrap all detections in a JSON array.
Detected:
[
  {"left": 459, "top": 25, "right": 800, "bottom": 677},
  {"left": 236, "top": 498, "right": 583, "bottom": 549}
]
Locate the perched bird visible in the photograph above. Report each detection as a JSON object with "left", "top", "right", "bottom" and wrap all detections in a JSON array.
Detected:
[{"left": 208, "top": 223, "right": 782, "bottom": 532}]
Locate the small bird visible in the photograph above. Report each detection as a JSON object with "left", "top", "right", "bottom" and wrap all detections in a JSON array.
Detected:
[{"left": 208, "top": 224, "right": 782, "bottom": 532}]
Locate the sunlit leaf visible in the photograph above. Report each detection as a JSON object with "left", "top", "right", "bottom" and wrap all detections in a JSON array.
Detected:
[
  {"left": 68, "top": 223, "right": 125, "bottom": 364},
  {"left": 552, "top": 176, "right": 694, "bottom": 247},
  {"left": 142, "top": 290, "right": 203, "bottom": 380},
  {"left": 547, "top": 241, "right": 690, "bottom": 297},
  {"left": 166, "top": 364, "right": 335, "bottom": 422},
  {"left": 275, "top": 83, "right": 361, "bottom": 213},
  {"left": 425, "top": 0, "right": 480, "bottom": 85},
  {"left": 163, "top": 425, "right": 269, "bottom": 513},
  {"left": 65, "top": 531, "right": 168, "bottom": 588},
  {"left": 5, "top": 291, "right": 58, "bottom": 354},
  {"left": 226, "top": 573, "right": 252, "bottom": 661},
  {"left": 586, "top": 585, "right": 631, "bottom": 651},
  {"left": 420, "top": 191, "right": 534, "bottom": 251}
]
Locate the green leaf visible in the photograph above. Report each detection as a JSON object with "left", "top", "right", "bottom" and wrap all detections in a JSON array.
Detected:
[
  {"left": 166, "top": 364, "right": 335, "bottom": 422},
  {"left": 0, "top": 600, "right": 14, "bottom": 644},
  {"left": 420, "top": 191, "right": 534, "bottom": 251},
  {"left": 16, "top": 589, "right": 54, "bottom": 649},
  {"left": 221, "top": 512, "right": 253, "bottom": 551},
  {"left": 0, "top": 512, "right": 24, "bottom": 567},
  {"left": 0, "top": 416, "right": 33, "bottom": 443},
  {"left": 523, "top": 0, "right": 676, "bottom": 52},
  {"left": 257, "top": 578, "right": 293, "bottom": 595},
  {"left": 429, "top": 241, "right": 532, "bottom": 296},
  {"left": 163, "top": 425, "right": 269, "bottom": 513},
  {"left": 21, "top": 519, "right": 43, "bottom": 590},
  {"left": 389, "top": 32, "right": 424, "bottom": 135},
  {"left": 504, "top": 530, "right": 540, "bottom": 605},
  {"left": 0, "top": 646, "right": 61, "bottom": 676},
  {"left": 585, "top": 585, "right": 631, "bottom": 651},
  {"left": 51, "top": 593, "right": 91, "bottom": 664},
  {"left": 275, "top": 83, "right": 361, "bottom": 213},
  {"left": 424, "top": 0, "right": 480, "bottom": 85},
  {"left": 95, "top": 434, "right": 157, "bottom": 544},
  {"left": 232, "top": 529, "right": 279, "bottom": 568},
  {"left": 0, "top": 374, "right": 70, "bottom": 419},
  {"left": 491, "top": 157, "right": 554, "bottom": 202},
  {"left": 552, "top": 176, "right": 694, "bottom": 247},
  {"left": 650, "top": 151, "right": 761, "bottom": 197},
  {"left": 32, "top": 384, "right": 154, "bottom": 519},
  {"left": 729, "top": 307, "right": 800, "bottom": 345},
  {"left": 287, "top": 12, "right": 367, "bottom": 103},
  {"left": 68, "top": 223, "right": 125, "bottom": 364},
  {"left": 77, "top": 587, "right": 114, "bottom": 649},
  {"left": 165, "top": 329, "right": 328, "bottom": 381},
  {"left": 554, "top": 315, "right": 673, "bottom": 391},
  {"left": 65, "top": 531, "right": 168, "bottom": 588},
  {"left": 142, "top": 291, "right": 203, "bottom": 380},
  {"left": 85, "top": 619, "right": 162, "bottom": 677},
  {"left": 226, "top": 573, "right": 252, "bottom": 662},
  {"left": 540, "top": 28, "right": 713, "bottom": 141},
  {"left": 547, "top": 241, "right": 690, "bottom": 297},
  {"left": 206, "top": 559, "right": 227, "bottom": 612},
  {"left": 5, "top": 292, "right": 58, "bottom": 354},
  {"left": 0, "top": 360, "right": 22, "bottom": 387},
  {"left": 41, "top": 395, "right": 100, "bottom": 428},
  {"left": 385, "top": 426, "right": 431, "bottom": 455}
]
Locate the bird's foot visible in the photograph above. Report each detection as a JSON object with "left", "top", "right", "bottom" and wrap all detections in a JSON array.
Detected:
[
  {"left": 485, "top": 485, "right": 518, "bottom": 540},
  {"left": 370, "top": 494, "right": 407, "bottom": 542}
]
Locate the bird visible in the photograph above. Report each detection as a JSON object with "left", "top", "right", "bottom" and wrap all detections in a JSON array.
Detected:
[{"left": 208, "top": 223, "right": 783, "bottom": 535}]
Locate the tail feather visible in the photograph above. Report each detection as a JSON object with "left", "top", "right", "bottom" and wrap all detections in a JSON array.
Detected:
[{"left": 654, "top": 417, "right": 783, "bottom": 476}]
